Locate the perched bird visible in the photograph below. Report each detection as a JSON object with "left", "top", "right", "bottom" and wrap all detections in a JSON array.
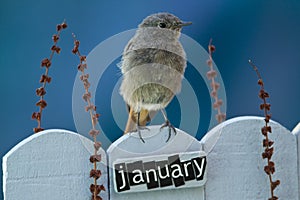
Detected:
[{"left": 119, "top": 12, "right": 191, "bottom": 142}]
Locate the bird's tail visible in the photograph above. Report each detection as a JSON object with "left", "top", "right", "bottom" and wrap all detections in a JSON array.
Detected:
[{"left": 124, "top": 106, "right": 151, "bottom": 134}]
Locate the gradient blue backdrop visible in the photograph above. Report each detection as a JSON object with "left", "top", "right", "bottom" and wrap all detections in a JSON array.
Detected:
[{"left": 1, "top": 0, "right": 300, "bottom": 198}]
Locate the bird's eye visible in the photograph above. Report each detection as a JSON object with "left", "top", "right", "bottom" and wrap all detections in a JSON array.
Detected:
[{"left": 158, "top": 22, "right": 167, "bottom": 28}]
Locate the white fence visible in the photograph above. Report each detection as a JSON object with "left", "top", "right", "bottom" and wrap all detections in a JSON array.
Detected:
[
  {"left": 2, "top": 130, "right": 108, "bottom": 200},
  {"left": 3, "top": 116, "right": 300, "bottom": 199}
]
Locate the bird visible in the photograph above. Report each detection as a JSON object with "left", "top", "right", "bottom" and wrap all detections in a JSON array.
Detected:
[{"left": 119, "top": 12, "right": 191, "bottom": 143}]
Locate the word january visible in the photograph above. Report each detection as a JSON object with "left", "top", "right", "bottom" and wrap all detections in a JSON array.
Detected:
[{"left": 114, "top": 154, "right": 206, "bottom": 193}]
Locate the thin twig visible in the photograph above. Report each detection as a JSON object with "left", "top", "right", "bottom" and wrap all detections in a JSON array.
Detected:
[
  {"left": 72, "top": 33, "right": 105, "bottom": 200},
  {"left": 206, "top": 39, "right": 226, "bottom": 123},
  {"left": 32, "top": 21, "right": 67, "bottom": 133},
  {"left": 249, "top": 60, "right": 280, "bottom": 200}
]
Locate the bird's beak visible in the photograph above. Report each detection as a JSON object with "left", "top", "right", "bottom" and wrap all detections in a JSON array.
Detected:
[{"left": 178, "top": 21, "right": 192, "bottom": 27}]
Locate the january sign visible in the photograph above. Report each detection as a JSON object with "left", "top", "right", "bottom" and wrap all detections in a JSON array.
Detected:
[{"left": 113, "top": 151, "right": 207, "bottom": 193}]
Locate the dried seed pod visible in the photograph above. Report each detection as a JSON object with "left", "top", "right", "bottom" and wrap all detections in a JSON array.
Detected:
[
  {"left": 36, "top": 87, "right": 46, "bottom": 96},
  {"left": 82, "top": 79, "right": 91, "bottom": 88},
  {"left": 61, "top": 22, "right": 67, "bottom": 29},
  {"left": 209, "top": 44, "right": 216, "bottom": 52},
  {"left": 77, "top": 63, "right": 84, "bottom": 71},
  {"left": 210, "top": 90, "right": 217, "bottom": 98},
  {"left": 206, "top": 59, "right": 212, "bottom": 67},
  {"left": 90, "top": 154, "right": 102, "bottom": 163},
  {"left": 56, "top": 24, "right": 62, "bottom": 31},
  {"left": 260, "top": 103, "right": 271, "bottom": 110},
  {"left": 211, "top": 82, "right": 220, "bottom": 90},
  {"left": 83, "top": 80, "right": 90, "bottom": 89},
  {"left": 261, "top": 125, "right": 272, "bottom": 135},
  {"left": 90, "top": 184, "right": 106, "bottom": 197},
  {"left": 94, "top": 142, "right": 102, "bottom": 151},
  {"left": 36, "top": 99, "right": 47, "bottom": 108},
  {"left": 216, "top": 113, "right": 226, "bottom": 123},
  {"left": 265, "top": 114, "right": 271, "bottom": 122},
  {"left": 262, "top": 147, "right": 274, "bottom": 160},
  {"left": 90, "top": 169, "right": 102, "bottom": 179},
  {"left": 72, "top": 47, "right": 79, "bottom": 54},
  {"left": 258, "top": 79, "right": 264, "bottom": 86},
  {"left": 206, "top": 69, "right": 217, "bottom": 79},
  {"left": 80, "top": 55, "right": 86, "bottom": 62},
  {"left": 51, "top": 45, "right": 61, "bottom": 54},
  {"left": 271, "top": 180, "right": 280, "bottom": 191},
  {"left": 80, "top": 74, "right": 89, "bottom": 81},
  {"left": 93, "top": 113, "right": 100, "bottom": 119},
  {"left": 91, "top": 195, "right": 102, "bottom": 200},
  {"left": 273, "top": 180, "right": 280, "bottom": 190},
  {"left": 74, "top": 40, "right": 80, "bottom": 47},
  {"left": 261, "top": 126, "right": 268, "bottom": 136},
  {"left": 83, "top": 92, "right": 91, "bottom": 102},
  {"left": 264, "top": 165, "right": 271, "bottom": 175},
  {"left": 39, "top": 74, "right": 52, "bottom": 83},
  {"left": 77, "top": 63, "right": 87, "bottom": 72},
  {"left": 89, "top": 129, "right": 100, "bottom": 137},
  {"left": 52, "top": 34, "right": 59, "bottom": 42},
  {"left": 85, "top": 104, "right": 96, "bottom": 112},
  {"left": 264, "top": 162, "right": 275, "bottom": 175},
  {"left": 213, "top": 99, "right": 223, "bottom": 109},
  {"left": 92, "top": 116, "right": 98, "bottom": 125},
  {"left": 263, "top": 139, "right": 274, "bottom": 147},
  {"left": 33, "top": 127, "right": 44, "bottom": 133},
  {"left": 97, "top": 185, "right": 106, "bottom": 191},
  {"left": 90, "top": 184, "right": 96, "bottom": 193},
  {"left": 31, "top": 112, "right": 41, "bottom": 120},
  {"left": 259, "top": 89, "right": 269, "bottom": 99},
  {"left": 266, "top": 126, "right": 272, "bottom": 133},
  {"left": 41, "top": 58, "right": 51, "bottom": 68}
]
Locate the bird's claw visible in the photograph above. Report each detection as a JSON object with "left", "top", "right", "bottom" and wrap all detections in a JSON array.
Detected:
[
  {"left": 160, "top": 120, "right": 176, "bottom": 142},
  {"left": 136, "top": 126, "right": 150, "bottom": 143}
]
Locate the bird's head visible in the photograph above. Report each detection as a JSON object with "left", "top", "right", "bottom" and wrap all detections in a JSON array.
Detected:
[{"left": 139, "top": 13, "right": 192, "bottom": 33}]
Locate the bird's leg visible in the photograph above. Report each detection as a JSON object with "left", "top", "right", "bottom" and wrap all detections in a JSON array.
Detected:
[
  {"left": 160, "top": 109, "right": 176, "bottom": 142},
  {"left": 136, "top": 112, "right": 149, "bottom": 143}
]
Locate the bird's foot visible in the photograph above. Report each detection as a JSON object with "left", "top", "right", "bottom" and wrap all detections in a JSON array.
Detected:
[
  {"left": 135, "top": 125, "right": 150, "bottom": 143},
  {"left": 160, "top": 120, "right": 176, "bottom": 142}
]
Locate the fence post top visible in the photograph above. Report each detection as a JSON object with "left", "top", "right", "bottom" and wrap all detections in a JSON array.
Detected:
[{"left": 3, "top": 129, "right": 89, "bottom": 160}]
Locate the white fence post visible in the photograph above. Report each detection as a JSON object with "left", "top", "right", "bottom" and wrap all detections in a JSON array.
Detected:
[
  {"left": 292, "top": 122, "right": 300, "bottom": 200},
  {"left": 2, "top": 129, "right": 108, "bottom": 200},
  {"left": 107, "top": 125, "right": 205, "bottom": 200},
  {"left": 202, "top": 116, "right": 299, "bottom": 199}
]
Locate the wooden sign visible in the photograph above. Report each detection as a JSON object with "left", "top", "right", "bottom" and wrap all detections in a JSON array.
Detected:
[{"left": 113, "top": 151, "right": 207, "bottom": 193}]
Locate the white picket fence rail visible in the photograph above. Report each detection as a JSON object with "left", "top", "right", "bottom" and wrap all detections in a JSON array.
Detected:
[{"left": 3, "top": 116, "right": 300, "bottom": 199}]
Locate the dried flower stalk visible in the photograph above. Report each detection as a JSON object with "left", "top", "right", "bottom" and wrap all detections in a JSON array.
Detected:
[
  {"left": 206, "top": 39, "right": 226, "bottom": 123},
  {"left": 72, "top": 33, "right": 105, "bottom": 200},
  {"left": 32, "top": 21, "right": 67, "bottom": 133},
  {"left": 249, "top": 60, "right": 280, "bottom": 200}
]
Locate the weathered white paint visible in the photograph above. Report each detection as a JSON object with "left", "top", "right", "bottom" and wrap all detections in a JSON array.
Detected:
[
  {"left": 107, "top": 126, "right": 205, "bottom": 200},
  {"left": 2, "top": 117, "right": 300, "bottom": 200},
  {"left": 202, "top": 116, "right": 299, "bottom": 200},
  {"left": 2, "top": 129, "right": 108, "bottom": 200},
  {"left": 292, "top": 122, "right": 300, "bottom": 200}
]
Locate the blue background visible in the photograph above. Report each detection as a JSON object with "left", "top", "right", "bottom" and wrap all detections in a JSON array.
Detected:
[{"left": 1, "top": 0, "right": 300, "bottom": 198}]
